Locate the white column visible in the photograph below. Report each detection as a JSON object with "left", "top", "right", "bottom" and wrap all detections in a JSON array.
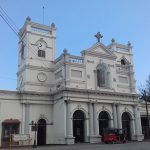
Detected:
[
  {"left": 21, "top": 104, "right": 25, "bottom": 134},
  {"left": 24, "top": 103, "right": 30, "bottom": 134},
  {"left": 65, "top": 101, "right": 74, "bottom": 145},
  {"left": 66, "top": 101, "right": 73, "bottom": 137},
  {"left": 109, "top": 119, "right": 114, "bottom": 128},
  {"left": 116, "top": 103, "right": 122, "bottom": 129},
  {"left": 89, "top": 103, "right": 94, "bottom": 136},
  {"left": 137, "top": 107, "right": 142, "bottom": 134},
  {"left": 112, "top": 103, "right": 117, "bottom": 128},
  {"left": 93, "top": 103, "right": 99, "bottom": 136},
  {"left": 134, "top": 105, "right": 139, "bottom": 135}
]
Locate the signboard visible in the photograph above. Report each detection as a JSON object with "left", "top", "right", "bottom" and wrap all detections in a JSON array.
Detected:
[{"left": 12, "top": 134, "right": 30, "bottom": 141}]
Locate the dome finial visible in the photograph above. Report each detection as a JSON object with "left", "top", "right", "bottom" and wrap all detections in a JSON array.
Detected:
[
  {"left": 128, "top": 41, "right": 131, "bottom": 47},
  {"left": 51, "top": 22, "right": 55, "bottom": 28},
  {"left": 26, "top": 16, "right": 31, "bottom": 21}
]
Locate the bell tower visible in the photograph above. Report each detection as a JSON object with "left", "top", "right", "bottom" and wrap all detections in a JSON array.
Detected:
[{"left": 17, "top": 17, "right": 56, "bottom": 92}]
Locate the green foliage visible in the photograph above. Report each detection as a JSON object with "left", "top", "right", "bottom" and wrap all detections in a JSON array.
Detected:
[
  {"left": 146, "top": 74, "right": 150, "bottom": 96},
  {"left": 139, "top": 74, "right": 150, "bottom": 103}
]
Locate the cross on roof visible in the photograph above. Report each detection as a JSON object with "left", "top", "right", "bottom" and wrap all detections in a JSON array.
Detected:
[{"left": 94, "top": 32, "right": 103, "bottom": 42}]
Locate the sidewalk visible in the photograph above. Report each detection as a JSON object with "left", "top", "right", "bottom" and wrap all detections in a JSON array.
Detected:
[{"left": 1, "top": 141, "right": 150, "bottom": 150}]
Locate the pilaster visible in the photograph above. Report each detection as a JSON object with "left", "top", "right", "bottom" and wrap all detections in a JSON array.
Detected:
[
  {"left": 88, "top": 102, "right": 101, "bottom": 143},
  {"left": 93, "top": 103, "right": 99, "bottom": 136},
  {"left": 116, "top": 103, "right": 122, "bottom": 129},
  {"left": 133, "top": 105, "right": 144, "bottom": 141},
  {"left": 89, "top": 103, "right": 94, "bottom": 136},
  {"left": 24, "top": 103, "right": 30, "bottom": 134},
  {"left": 112, "top": 103, "right": 117, "bottom": 128},
  {"left": 65, "top": 101, "right": 74, "bottom": 145}
]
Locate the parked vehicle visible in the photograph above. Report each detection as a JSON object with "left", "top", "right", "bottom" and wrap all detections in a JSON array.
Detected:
[{"left": 103, "top": 128, "right": 126, "bottom": 144}]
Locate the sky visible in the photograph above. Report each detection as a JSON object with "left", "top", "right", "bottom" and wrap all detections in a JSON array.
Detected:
[{"left": 0, "top": 0, "right": 150, "bottom": 91}]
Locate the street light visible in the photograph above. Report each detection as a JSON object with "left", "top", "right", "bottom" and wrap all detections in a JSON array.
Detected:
[
  {"left": 144, "top": 90, "right": 150, "bottom": 138},
  {"left": 31, "top": 120, "right": 37, "bottom": 148}
]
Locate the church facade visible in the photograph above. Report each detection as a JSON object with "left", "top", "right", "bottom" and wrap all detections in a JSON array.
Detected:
[{"left": 0, "top": 18, "right": 145, "bottom": 147}]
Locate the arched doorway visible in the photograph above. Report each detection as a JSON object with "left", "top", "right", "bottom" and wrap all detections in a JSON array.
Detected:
[
  {"left": 37, "top": 119, "right": 46, "bottom": 145},
  {"left": 122, "top": 112, "right": 131, "bottom": 141},
  {"left": 73, "top": 110, "right": 85, "bottom": 143},
  {"left": 99, "top": 111, "right": 110, "bottom": 136}
]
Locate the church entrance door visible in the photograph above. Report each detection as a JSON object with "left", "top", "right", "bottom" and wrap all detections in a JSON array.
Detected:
[
  {"left": 122, "top": 112, "right": 131, "bottom": 141},
  {"left": 99, "top": 111, "right": 110, "bottom": 137},
  {"left": 37, "top": 119, "right": 46, "bottom": 145},
  {"left": 73, "top": 110, "right": 85, "bottom": 143}
]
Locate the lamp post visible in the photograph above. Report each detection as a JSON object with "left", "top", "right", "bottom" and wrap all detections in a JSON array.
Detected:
[
  {"left": 31, "top": 121, "right": 37, "bottom": 148},
  {"left": 144, "top": 90, "right": 150, "bottom": 138}
]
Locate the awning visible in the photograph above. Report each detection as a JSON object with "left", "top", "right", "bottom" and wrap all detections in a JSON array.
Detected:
[{"left": 2, "top": 119, "right": 20, "bottom": 125}]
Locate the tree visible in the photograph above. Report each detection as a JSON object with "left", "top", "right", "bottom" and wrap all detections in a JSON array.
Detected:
[
  {"left": 139, "top": 74, "right": 150, "bottom": 138},
  {"left": 146, "top": 74, "right": 150, "bottom": 93},
  {"left": 139, "top": 74, "right": 150, "bottom": 102},
  {"left": 145, "top": 74, "right": 150, "bottom": 102}
]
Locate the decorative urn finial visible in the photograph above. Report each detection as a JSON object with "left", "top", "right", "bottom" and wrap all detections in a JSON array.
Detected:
[
  {"left": 26, "top": 16, "right": 31, "bottom": 22},
  {"left": 111, "top": 38, "right": 115, "bottom": 43},
  {"left": 51, "top": 22, "right": 55, "bottom": 28}
]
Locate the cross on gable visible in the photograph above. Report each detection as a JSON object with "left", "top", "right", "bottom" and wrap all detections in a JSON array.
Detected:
[{"left": 94, "top": 32, "right": 103, "bottom": 42}]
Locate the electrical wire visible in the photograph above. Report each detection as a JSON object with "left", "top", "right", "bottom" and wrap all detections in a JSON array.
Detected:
[
  {"left": 0, "top": 5, "right": 19, "bottom": 33},
  {"left": 0, "top": 4, "right": 51, "bottom": 70}
]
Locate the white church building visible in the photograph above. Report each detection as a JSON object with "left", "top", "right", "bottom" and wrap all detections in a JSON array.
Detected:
[{"left": 0, "top": 17, "right": 145, "bottom": 147}]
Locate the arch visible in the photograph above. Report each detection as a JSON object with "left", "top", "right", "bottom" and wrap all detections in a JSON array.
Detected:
[
  {"left": 97, "top": 107, "right": 113, "bottom": 120},
  {"left": 71, "top": 107, "right": 88, "bottom": 119},
  {"left": 96, "top": 62, "right": 109, "bottom": 71},
  {"left": 121, "top": 109, "right": 134, "bottom": 120},
  {"left": 121, "top": 112, "right": 131, "bottom": 141},
  {"left": 121, "top": 59, "right": 126, "bottom": 65},
  {"left": 37, "top": 119, "right": 46, "bottom": 145},
  {"left": 98, "top": 111, "right": 110, "bottom": 136},
  {"left": 73, "top": 110, "right": 85, "bottom": 143},
  {"left": 37, "top": 115, "right": 49, "bottom": 123},
  {"left": 120, "top": 56, "right": 129, "bottom": 65},
  {"left": 73, "top": 110, "right": 85, "bottom": 119}
]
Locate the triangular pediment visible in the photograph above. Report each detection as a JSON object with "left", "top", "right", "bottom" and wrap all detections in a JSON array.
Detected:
[{"left": 81, "top": 42, "right": 117, "bottom": 59}]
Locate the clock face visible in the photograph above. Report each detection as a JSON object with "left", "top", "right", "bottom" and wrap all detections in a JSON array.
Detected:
[{"left": 36, "top": 40, "right": 47, "bottom": 50}]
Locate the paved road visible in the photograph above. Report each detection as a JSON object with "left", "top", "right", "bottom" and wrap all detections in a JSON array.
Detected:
[{"left": 1, "top": 141, "right": 150, "bottom": 150}]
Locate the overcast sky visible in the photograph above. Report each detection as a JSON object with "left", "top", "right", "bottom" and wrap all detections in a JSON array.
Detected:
[{"left": 0, "top": 0, "right": 150, "bottom": 90}]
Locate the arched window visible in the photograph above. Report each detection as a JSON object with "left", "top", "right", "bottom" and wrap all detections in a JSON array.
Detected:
[
  {"left": 121, "top": 59, "right": 126, "bottom": 65},
  {"left": 120, "top": 56, "right": 129, "bottom": 66},
  {"left": 96, "top": 63, "right": 110, "bottom": 88}
]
